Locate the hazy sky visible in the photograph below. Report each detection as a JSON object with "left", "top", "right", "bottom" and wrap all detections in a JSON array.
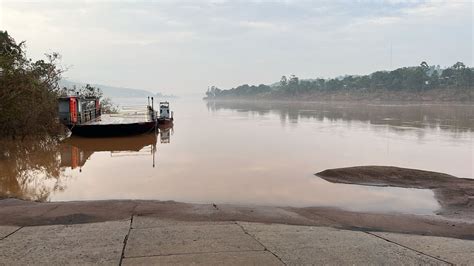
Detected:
[{"left": 1, "top": 0, "right": 472, "bottom": 94}]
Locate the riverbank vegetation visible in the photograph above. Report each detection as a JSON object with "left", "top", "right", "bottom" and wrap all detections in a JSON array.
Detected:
[
  {"left": 0, "top": 31, "right": 116, "bottom": 140},
  {"left": 205, "top": 62, "right": 473, "bottom": 102},
  {"left": 0, "top": 31, "right": 64, "bottom": 139}
]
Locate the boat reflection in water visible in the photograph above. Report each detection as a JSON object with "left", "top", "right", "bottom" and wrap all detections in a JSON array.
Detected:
[
  {"left": 60, "top": 125, "right": 173, "bottom": 170},
  {"left": 159, "top": 125, "right": 173, "bottom": 144},
  {"left": 61, "top": 133, "right": 158, "bottom": 169}
]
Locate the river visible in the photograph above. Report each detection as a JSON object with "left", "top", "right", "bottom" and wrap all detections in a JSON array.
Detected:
[{"left": 1, "top": 98, "right": 473, "bottom": 216}]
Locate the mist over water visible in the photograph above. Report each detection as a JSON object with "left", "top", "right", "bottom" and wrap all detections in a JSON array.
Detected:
[{"left": 1, "top": 97, "right": 473, "bottom": 215}]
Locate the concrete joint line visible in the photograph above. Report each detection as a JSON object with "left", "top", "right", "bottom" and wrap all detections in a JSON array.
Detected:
[
  {"left": 236, "top": 222, "right": 287, "bottom": 265},
  {"left": 124, "top": 249, "right": 270, "bottom": 259},
  {"left": 119, "top": 215, "right": 134, "bottom": 266},
  {"left": 364, "top": 232, "right": 454, "bottom": 265},
  {"left": 129, "top": 203, "right": 139, "bottom": 229},
  {"left": 0, "top": 226, "right": 23, "bottom": 241}
]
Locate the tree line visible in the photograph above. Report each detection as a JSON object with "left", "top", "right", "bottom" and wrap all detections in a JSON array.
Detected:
[
  {"left": 0, "top": 31, "right": 115, "bottom": 140},
  {"left": 205, "top": 62, "right": 473, "bottom": 100}
]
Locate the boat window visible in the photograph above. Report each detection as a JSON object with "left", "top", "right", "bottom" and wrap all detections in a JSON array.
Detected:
[{"left": 59, "top": 102, "right": 69, "bottom": 112}]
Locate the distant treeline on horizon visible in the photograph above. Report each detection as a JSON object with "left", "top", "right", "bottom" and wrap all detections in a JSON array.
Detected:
[{"left": 205, "top": 62, "right": 473, "bottom": 102}]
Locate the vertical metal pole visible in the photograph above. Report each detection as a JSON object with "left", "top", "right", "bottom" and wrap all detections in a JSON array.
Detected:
[
  {"left": 151, "top": 97, "right": 155, "bottom": 121},
  {"left": 148, "top": 96, "right": 150, "bottom": 107},
  {"left": 152, "top": 142, "right": 156, "bottom": 168}
]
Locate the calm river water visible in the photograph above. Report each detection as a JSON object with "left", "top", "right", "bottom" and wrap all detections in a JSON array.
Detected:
[{"left": 1, "top": 98, "right": 473, "bottom": 215}]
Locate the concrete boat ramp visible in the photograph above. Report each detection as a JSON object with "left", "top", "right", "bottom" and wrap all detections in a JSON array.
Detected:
[{"left": 1, "top": 200, "right": 473, "bottom": 265}]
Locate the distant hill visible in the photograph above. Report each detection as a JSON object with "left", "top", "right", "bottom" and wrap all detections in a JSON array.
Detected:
[{"left": 59, "top": 80, "right": 177, "bottom": 99}]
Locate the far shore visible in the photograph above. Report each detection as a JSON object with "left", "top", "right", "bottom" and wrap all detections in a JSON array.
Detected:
[{"left": 203, "top": 97, "right": 474, "bottom": 105}]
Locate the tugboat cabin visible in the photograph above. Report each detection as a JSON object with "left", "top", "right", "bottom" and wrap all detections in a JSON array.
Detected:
[
  {"left": 159, "top": 102, "right": 172, "bottom": 119},
  {"left": 158, "top": 101, "right": 174, "bottom": 125}
]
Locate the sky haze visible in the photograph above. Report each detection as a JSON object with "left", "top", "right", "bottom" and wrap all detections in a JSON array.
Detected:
[{"left": 1, "top": 0, "right": 472, "bottom": 94}]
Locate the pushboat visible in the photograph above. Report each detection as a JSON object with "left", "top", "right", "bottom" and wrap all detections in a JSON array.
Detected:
[{"left": 157, "top": 101, "right": 174, "bottom": 126}]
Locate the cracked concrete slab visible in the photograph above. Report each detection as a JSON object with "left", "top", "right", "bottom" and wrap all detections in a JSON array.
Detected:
[
  {"left": 0, "top": 226, "right": 20, "bottom": 239},
  {"left": 371, "top": 232, "right": 474, "bottom": 265},
  {"left": 0, "top": 220, "right": 130, "bottom": 265},
  {"left": 122, "top": 251, "right": 283, "bottom": 265},
  {"left": 125, "top": 223, "right": 264, "bottom": 258},
  {"left": 239, "top": 222, "right": 446, "bottom": 265},
  {"left": 1, "top": 217, "right": 471, "bottom": 265},
  {"left": 132, "top": 216, "right": 233, "bottom": 229}
]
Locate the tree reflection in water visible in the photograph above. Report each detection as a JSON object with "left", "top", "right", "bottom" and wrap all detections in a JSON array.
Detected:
[
  {"left": 206, "top": 100, "right": 474, "bottom": 135},
  {"left": 0, "top": 126, "right": 172, "bottom": 202},
  {"left": 0, "top": 137, "right": 67, "bottom": 202}
]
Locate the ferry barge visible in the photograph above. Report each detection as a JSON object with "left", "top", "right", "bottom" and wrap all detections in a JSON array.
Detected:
[{"left": 58, "top": 96, "right": 161, "bottom": 137}]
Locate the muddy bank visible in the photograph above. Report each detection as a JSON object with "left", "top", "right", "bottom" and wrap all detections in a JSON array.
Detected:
[
  {"left": 317, "top": 166, "right": 474, "bottom": 220},
  {"left": 1, "top": 198, "right": 474, "bottom": 240}
]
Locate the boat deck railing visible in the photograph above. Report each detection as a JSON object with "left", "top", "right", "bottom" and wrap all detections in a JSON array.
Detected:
[
  {"left": 81, "top": 105, "right": 157, "bottom": 125},
  {"left": 78, "top": 108, "right": 101, "bottom": 124}
]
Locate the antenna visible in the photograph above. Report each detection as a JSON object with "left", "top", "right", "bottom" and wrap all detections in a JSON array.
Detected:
[{"left": 390, "top": 43, "right": 393, "bottom": 69}]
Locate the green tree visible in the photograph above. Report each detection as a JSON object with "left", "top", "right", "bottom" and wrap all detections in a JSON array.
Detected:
[
  {"left": 204, "top": 61, "right": 472, "bottom": 100},
  {"left": 420, "top": 61, "right": 429, "bottom": 70},
  {"left": 280, "top": 76, "right": 288, "bottom": 87},
  {"left": 0, "top": 31, "right": 64, "bottom": 139}
]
